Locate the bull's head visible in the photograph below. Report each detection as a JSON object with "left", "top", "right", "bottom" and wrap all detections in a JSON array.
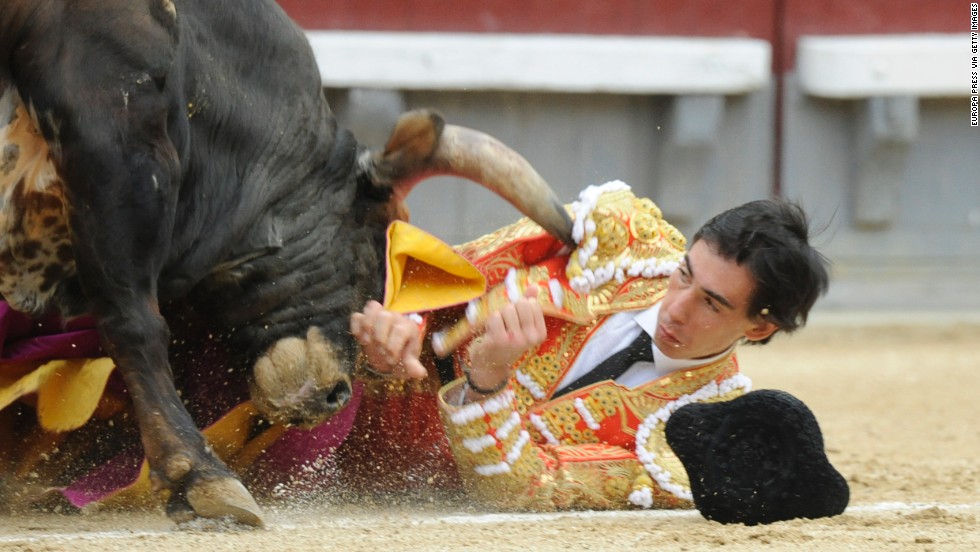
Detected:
[{"left": 248, "top": 110, "right": 573, "bottom": 427}]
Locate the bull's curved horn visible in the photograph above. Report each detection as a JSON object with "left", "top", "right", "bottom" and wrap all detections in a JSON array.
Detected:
[{"left": 362, "top": 110, "right": 575, "bottom": 247}]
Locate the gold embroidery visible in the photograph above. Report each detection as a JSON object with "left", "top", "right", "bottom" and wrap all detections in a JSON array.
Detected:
[
  {"left": 594, "top": 214, "right": 630, "bottom": 259},
  {"left": 632, "top": 377, "right": 749, "bottom": 502},
  {"left": 552, "top": 456, "right": 649, "bottom": 510},
  {"left": 566, "top": 190, "right": 686, "bottom": 308},
  {"left": 456, "top": 217, "right": 547, "bottom": 261},
  {"left": 566, "top": 426, "right": 597, "bottom": 443},
  {"left": 453, "top": 423, "right": 492, "bottom": 440},
  {"left": 581, "top": 395, "right": 605, "bottom": 425},
  {"left": 512, "top": 321, "right": 595, "bottom": 415},
  {"left": 514, "top": 385, "right": 537, "bottom": 409},
  {"left": 590, "top": 281, "right": 668, "bottom": 317},
  {"left": 600, "top": 463, "right": 636, "bottom": 502},
  {"left": 591, "top": 387, "right": 620, "bottom": 417},
  {"left": 529, "top": 355, "right": 738, "bottom": 447},
  {"left": 645, "top": 420, "right": 690, "bottom": 490},
  {"left": 434, "top": 189, "right": 750, "bottom": 511}
]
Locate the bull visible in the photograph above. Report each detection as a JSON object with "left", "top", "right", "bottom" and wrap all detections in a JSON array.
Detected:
[{"left": 0, "top": 0, "right": 573, "bottom": 526}]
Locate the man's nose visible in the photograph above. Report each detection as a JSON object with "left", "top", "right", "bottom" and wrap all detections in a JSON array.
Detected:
[{"left": 665, "top": 289, "right": 694, "bottom": 323}]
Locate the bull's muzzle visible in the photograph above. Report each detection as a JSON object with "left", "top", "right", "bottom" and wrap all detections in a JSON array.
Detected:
[{"left": 250, "top": 327, "right": 353, "bottom": 426}]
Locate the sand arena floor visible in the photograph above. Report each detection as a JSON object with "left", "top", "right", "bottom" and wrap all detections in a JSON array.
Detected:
[{"left": 1, "top": 318, "right": 978, "bottom": 551}]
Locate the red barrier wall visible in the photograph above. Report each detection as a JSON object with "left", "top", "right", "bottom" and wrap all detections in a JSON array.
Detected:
[
  {"left": 780, "top": 0, "right": 965, "bottom": 69},
  {"left": 277, "top": 0, "right": 967, "bottom": 72},
  {"left": 276, "top": 0, "right": 775, "bottom": 40}
]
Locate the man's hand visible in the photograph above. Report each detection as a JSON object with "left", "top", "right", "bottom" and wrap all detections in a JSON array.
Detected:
[
  {"left": 350, "top": 301, "right": 427, "bottom": 379},
  {"left": 465, "top": 286, "right": 547, "bottom": 393}
]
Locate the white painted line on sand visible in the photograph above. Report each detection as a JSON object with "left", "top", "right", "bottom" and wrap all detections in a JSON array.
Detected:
[{"left": 2, "top": 501, "right": 978, "bottom": 544}]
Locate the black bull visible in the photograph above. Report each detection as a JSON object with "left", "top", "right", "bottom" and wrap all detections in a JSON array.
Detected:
[{"left": 0, "top": 0, "right": 573, "bottom": 525}]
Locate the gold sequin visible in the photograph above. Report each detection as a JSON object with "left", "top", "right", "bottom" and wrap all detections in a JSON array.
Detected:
[
  {"left": 594, "top": 214, "right": 630, "bottom": 258},
  {"left": 630, "top": 211, "right": 660, "bottom": 243}
]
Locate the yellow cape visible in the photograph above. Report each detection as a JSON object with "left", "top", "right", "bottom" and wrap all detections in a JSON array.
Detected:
[{"left": 383, "top": 220, "right": 486, "bottom": 313}]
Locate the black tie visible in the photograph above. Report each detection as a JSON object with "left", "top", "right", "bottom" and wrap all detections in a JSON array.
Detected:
[{"left": 552, "top": 330, "right": 654, "bottom": 398}]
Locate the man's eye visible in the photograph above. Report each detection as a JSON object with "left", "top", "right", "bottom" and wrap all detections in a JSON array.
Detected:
[{"left": 705, "top": 298, "right": 719, "bottom": 312}]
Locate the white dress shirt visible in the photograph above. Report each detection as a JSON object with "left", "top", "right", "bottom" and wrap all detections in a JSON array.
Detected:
[{"left": 555, "top": 303, "right": 734, "bottom": 391}]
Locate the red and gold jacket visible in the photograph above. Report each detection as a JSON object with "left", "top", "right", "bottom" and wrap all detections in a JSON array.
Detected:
[{"left": 434, "top": 183, "right": 752, "bottom": 510}]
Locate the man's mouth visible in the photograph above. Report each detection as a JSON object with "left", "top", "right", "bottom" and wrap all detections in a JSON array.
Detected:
[{"left": 656, "top": 324, "right": 682, "bottom": 348}]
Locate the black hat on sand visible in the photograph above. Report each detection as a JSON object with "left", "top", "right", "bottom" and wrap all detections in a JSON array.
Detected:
[{"left": 665, "top": 389, "right": 849, "bottom": 526}]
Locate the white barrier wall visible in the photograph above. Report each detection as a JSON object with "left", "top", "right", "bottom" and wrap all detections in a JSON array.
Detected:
[
  {"left": 784, "top": 34, "right": 980, "bottom": 310},
  {"left": 314, "top": 31, "right": 774, "bottom": 243}
]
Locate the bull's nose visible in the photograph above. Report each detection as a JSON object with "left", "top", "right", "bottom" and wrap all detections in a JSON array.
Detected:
[
  {"left": 251, "top": 328, "right": 356, "bottom": 427},
  {"left": 285, "top": 379, "right": 353, "bottom": 427},
  {"left": 315, "top": 378, "right": 352, "bottom": 412}
]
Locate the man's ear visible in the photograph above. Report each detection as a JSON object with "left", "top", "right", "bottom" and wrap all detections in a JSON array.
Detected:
[{"left": 744, "top": 320, "right": 779, "bottom": 343}]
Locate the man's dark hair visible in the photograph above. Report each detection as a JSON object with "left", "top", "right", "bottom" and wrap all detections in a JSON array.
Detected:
[{"left": 692, "top": 199, "right": 829, "bottom": 344}]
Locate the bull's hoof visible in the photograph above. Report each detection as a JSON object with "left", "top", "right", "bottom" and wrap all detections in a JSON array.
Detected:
[
  {"left": 166, "top": 495, "right": 198, "bottom": 524},
  {"left": 182, "top": 477, "right": 264, "bottom": 527}
]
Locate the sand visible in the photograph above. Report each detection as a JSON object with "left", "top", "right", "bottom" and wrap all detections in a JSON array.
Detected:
[{"left": 1, "top": 321, "right": 978, "bottom": 551}]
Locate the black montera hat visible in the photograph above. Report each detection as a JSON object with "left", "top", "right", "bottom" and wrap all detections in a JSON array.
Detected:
[{"left": 664, "top": 389, "right": 849, "bottom": 526}]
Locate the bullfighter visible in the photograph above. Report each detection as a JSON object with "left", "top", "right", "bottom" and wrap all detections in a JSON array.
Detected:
[{"left": 352, "top": 181, "right": 849, "bottom": 523}]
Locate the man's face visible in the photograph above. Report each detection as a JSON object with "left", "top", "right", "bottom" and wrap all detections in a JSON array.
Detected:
[{"left": 655, "top": 240, "right": 776, "bottom": 359}]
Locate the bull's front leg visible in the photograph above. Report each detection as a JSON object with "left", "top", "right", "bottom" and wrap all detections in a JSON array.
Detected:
[
  {"left": 62, "top": 143, "right": 262, "bottom": 525},
  {"left": 21, "top": 24, "right": 263, "bottom": 528},
  {"left": 91, "top": 304, "right": 262, "bottom": 525},
  {"left": 70, "top": 183, "right": 262, "bottom": 523},
  {"left": 69, "top": 177, "right": 262, "bottom": 525}
]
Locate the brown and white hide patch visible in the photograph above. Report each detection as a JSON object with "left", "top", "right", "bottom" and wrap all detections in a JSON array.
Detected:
[{"left": 0, "top": 86, "right": 74, "bottom": 315}]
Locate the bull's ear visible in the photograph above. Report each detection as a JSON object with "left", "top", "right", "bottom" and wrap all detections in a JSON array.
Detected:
[
  {"left": 381, "top": 110, "right": 444, "bottom": 170},
  {"left": 357, "top": 109, "right": 445, "bottom": 188}
]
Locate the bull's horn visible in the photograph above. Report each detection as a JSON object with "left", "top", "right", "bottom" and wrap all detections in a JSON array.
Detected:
[{"left": 362, "top": 110, "right": 575, "bottom": 247}]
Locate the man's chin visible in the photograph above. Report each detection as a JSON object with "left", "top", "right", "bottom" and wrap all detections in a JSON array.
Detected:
[{"left": 654, "top": 333, "right": 688, "bottom": 359}]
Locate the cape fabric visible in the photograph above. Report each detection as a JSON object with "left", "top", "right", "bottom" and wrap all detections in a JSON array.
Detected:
[
  {"left": 0, "top": 222, "right": 471, "bottom": 510},
  {"left": 0, "top": 303, "right": 395, "bottom": 510},
  {"left": 384, "top": 220, "right": 486, "bottom": 313}
]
